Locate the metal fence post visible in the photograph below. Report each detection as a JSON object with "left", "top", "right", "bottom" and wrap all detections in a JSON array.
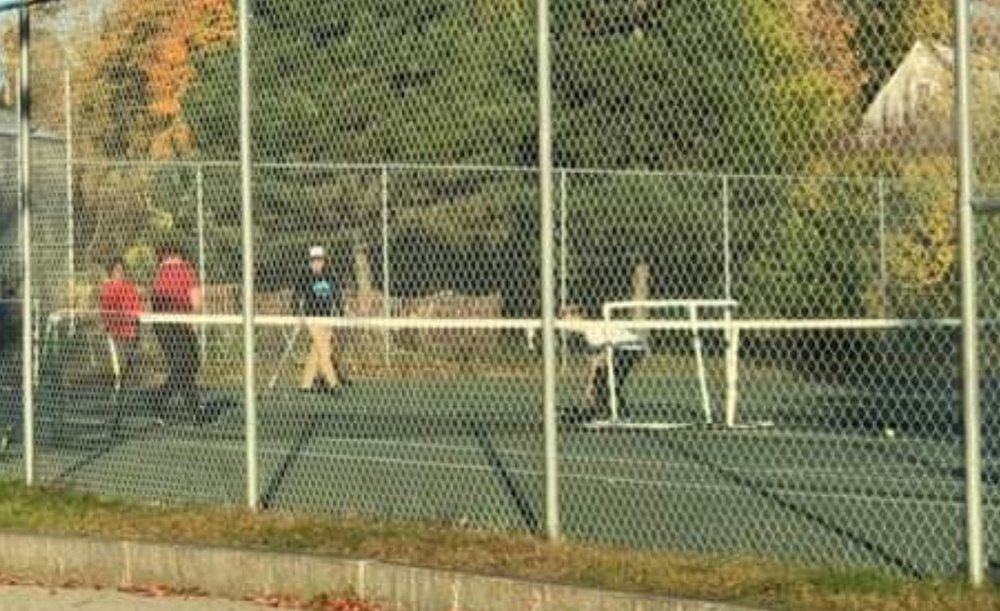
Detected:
[
  {"left": 878, "top": 178, "right": 887, "bottom": 319},
  {"left": 381, "top": 164, "right": 391, "bottom": 366},
  {"left": 238, "top": 0, "right": 259, "bottom": 511},
  {"left": 196, "top": 164, "right": 207, "bottom": 362},
  {"left": 65, "top": 68, "right": 75, "bottom": 333},
  {"left": 19, "top": 5, "right": 34, "bottom": 487},
  {"left": 538, "top": 0, "right": 560, "bottom": 540},
  {"left": 954, "top": 0, "right": 985, "bottom": 587},
  {"left": 722, "top": 174, "right": 732, "bottom": 302},
  {"left": 558, "top": 169, "right": 567, "bottom": 368}
]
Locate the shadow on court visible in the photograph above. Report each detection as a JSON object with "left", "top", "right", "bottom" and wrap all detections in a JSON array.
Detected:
[
  {"left": 260, "top": 411, "right": 322, "bottom": 510},
  {"left": 664, "top": 435, "right": 926, "bottom": 577},
  {"left": 256, "top": 398, "right": 541, "bottom": 532},
  {"left": 471, "top": 420, "right": 539, "bottom": 533},
  {"left": 46, "top": 389, "right": 241, "bottom": 484}
]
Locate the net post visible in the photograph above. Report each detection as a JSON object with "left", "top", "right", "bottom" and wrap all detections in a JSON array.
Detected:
[
  {"left": 724, "top": 305, "right": 739, "bottom": 428},
  {"left": 603, "top": 303, "right": 620, "bottom": 422},
  {"left": 688, "top": 305, "right": 712, "bottom": 425}
]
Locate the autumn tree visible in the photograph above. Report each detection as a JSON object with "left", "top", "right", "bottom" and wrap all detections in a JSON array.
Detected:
[
  {"left": 74, "top": 0, "right": 235, "bottom": 160},
  {"left": 68, "top": 0, "right": 235, "bottom": 274}
]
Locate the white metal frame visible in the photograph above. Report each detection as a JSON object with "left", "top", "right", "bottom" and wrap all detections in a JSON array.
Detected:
[{"left": 583, "top": 299, "right": 770, "bottom": 432}]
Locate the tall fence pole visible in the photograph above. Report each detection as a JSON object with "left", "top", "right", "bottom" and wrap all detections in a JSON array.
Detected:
[
  {"left": 722, "top": 175, "right": 732, "bottom": 302},
  {"left": 954, "top": 0, "right": 985, "bottom": 587},
  {"left": 19, "top": 5, "right": 34, "bottom": 487},
  {"left": 537, "top": 0, "right": 560, "bottom": 540},
  {"left": 64, "top": 68, "right": 74, "bottom": 332},
  {"left": 238, "top": 0, "right": 259, "bottom": 510},
  {"left": 15, "top": 71, "right": 21, "bottom": 259},
  {"left": 381, "top": 165, "right": 391, "bottom": 366},
  {"left": 878, "top": 178, "right": 887, "bottom": 319}
]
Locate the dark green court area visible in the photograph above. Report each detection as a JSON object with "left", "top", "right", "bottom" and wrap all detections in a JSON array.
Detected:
[{"left": 1, "top": 366, "right": 997, "bottom": 578}]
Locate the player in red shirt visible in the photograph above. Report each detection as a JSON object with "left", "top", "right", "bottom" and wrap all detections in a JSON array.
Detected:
[
  {"left": 99, "top": 259, "right": 143, "bottom": 438},
  {"left": 150, "top": 244, "right": 203, "bottom": 421},
  {"left": 99, "top": 259, "right": 143, "bottom": 390}
]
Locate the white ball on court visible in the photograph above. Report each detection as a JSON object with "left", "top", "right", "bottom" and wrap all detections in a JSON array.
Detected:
[{"left": 883, "top": 427, "right": 896, "bottom": 439}]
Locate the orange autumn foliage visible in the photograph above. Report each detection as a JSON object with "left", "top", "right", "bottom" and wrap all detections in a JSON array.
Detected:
[
  {"left": 790, "top": 0, "right": 866, "bottom": 106},
  {"left": 149, "top": 0, "right": 236, "bottom": 118},
  {"left": 85, "top": 0, "right": 235, "bottom": 158}
]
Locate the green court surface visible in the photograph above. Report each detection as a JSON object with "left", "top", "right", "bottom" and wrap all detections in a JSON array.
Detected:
[{"left": 1, "top": 373, "right": 996, "bottom": 578}]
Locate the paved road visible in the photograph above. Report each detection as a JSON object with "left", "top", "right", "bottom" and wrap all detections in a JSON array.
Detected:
[{"left": 0, "top": 585, "right": 266, "bottom": 610}]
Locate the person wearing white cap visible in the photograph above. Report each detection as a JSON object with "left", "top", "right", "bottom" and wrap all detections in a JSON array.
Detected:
[{"left": 293, "top": 245, "right": 341, "bottom": 392}]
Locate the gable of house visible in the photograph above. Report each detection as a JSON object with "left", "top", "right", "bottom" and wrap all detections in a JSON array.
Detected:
[
  {"left": 860, "top": 41, "right": 1000, "bottom": 147},
  {"left": 860, "top": 42, "right": 953, "bottom": 140}
]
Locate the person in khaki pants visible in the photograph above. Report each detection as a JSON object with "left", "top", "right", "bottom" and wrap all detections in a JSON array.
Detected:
[{"left": 294, "top": 246, "right": 341, "bottom": 393}]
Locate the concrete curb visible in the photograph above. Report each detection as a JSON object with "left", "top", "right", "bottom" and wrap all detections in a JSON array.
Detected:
[{"left": 0, "top": 531, "right": 760, "bottom": 611}]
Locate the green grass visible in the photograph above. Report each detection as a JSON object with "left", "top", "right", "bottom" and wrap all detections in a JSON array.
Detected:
[{"left": 0, "top": 480, "right": 998, "bottom": 611}]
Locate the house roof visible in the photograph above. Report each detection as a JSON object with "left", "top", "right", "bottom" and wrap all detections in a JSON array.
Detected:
[
  {"left": 927, "top": 42, "right": 954, "bottom": 68},
  {"left": 916, "top": 40, "right": 998, "bottom": 72}
]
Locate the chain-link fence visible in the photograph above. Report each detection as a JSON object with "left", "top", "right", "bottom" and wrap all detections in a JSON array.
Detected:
[{"left": 1, "top": 0, "right": 998, "bottom": 582}]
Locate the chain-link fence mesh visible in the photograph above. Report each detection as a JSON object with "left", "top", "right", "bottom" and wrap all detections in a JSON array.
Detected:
[
  {"left": 0, "top": 117, "right": 18, "bottom": 480},
  {"left": 973, "top": 0, "right": 1000, "bottom": 581},
  {"left": 1, "top": 0, "right": 997, "bottom": 578}
]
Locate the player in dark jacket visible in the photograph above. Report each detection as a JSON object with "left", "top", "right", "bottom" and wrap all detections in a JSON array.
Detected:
[{"left": 293, "top": 246, "right": 342, "bottom": 392}]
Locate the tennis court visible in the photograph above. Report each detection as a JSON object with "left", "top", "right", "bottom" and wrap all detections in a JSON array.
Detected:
[
  {"left": 2, "top": 340, "right": 993, "bottom": 576},
  {"left": 3, "top": 0, "right": 1000, "bottom": 585}
]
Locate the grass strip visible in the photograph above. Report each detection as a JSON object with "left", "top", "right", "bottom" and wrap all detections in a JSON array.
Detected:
[{"left": 0, "top": 481, "right": 996, "bottom": 611}]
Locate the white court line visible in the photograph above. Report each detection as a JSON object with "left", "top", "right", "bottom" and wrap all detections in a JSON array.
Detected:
[
  {"left": 558, "top": 472, "right": 968, "bottom": 508},
  {"left": 140, "top": 437, "right": 540, "bottom": 477},
  {"left": 556, "top": 454, "right": 952, "bottom": 478},
  {"left": 134, "top": 437, "right": 961, "bottom": 496},
  {"left": 97, "top": 428, "right": 959, "bottom": 480},
  {"left": 47, "top": 436, "right": 971, "bottom": 511},
  {"left": 557, "top": 456, "right": 956, "bottom": 481}
]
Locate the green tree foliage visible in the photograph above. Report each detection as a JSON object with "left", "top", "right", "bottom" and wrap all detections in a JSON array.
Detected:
[
  {"left": 189, "top": 0, "right": 858, "bottom": 173},
  {"left": 551, "top": 0, "right": 860, "bottom": 174},
  {"left": 177, "top": 0, "right": 864, "bottom": 307},
  {"left": 189, "top": 0, "right": 535, "bottom": 165}
]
